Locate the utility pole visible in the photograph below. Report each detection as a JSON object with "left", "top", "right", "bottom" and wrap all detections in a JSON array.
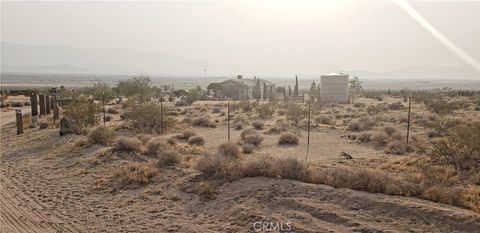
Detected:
[
  {"left": 102, "top": 91, "right": 106, "bottom": 126},
  {"left": 227, "top": 100, "right": 230, "bottom": 141},
  {"left": 305, "top": 100, "right": 311, "bottom": 164},
  {"left": 406, "top": 97, "right": 412, "bottom": 143},
  {"left": 160, "top": 96, "right": 164, "bottom": 134}
]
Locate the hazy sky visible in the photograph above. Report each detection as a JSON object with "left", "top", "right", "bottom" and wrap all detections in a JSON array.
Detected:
[{"left": 2, "top": 0, "right": 479, "bottom": 74}]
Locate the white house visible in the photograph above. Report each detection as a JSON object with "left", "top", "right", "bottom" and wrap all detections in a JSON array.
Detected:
[{"left": 320, "top": 73, "right": 349, "bottom": 103}]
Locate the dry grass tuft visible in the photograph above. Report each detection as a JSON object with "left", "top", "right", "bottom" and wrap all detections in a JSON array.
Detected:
[
  {"left": 113, "top": 161, "right": 158, "bottom": 187},
  {"left": 242, "top": 144, "right": 254, "bottom": 154},
  {"left": 176, "top": 130, "right": 196, "bottom": 140},
  {"left": 157, "top": 149, "right": 179, "bottom": 166},
  {"left": 188, "top": 136, "right": 205, "bottom": 146},
  {"left": 308, "top": 167, "right": 420, "bottom": 196},
  {"left": 114, "top": 137, "right": 142, "bottom": 152},
  {"left": 218, "top": 142, "right": 240, "bottom": 158},
  {"left": 245, "top": 133, "right": 264, "bottom": 146},
  {"left": 192, "top": 117, "right": 216, "bottom": 128},
  {"left": 278, "top": 132, "right": 299, "bottom": 145},
  {"left": 144, "top": 138, "right": 169, "bottom": 156},
  {"left": 251, "top": 120, "right": 264, "bottom": 130},
  {"left": 88, "top": 126, "right": 115, "bottom": 145}
]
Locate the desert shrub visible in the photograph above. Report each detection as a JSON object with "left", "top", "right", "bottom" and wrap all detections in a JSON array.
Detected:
[
  {"left": 233, "top": 115, "right": 249, "bottom": 125},
  {"left": 144, "top": 138, "right": 169, "bottom": 156},
  {"left": 245, "top": 133, "right": 264, "bottom": 146},
  {"left": 424, "top": 100, "right": 461, "bottom": 115},
  {"left": 238, "top": 101, "right": 253, "bottom": 112},
  {"left": 11, "top": 101, "right": 24, "bottom": 107},
  {"left": 212, "top": 107, "right": 221, "bottom": 113},
  {"left": 251, "top": 120, "right": 264, "bottom": 130},
  {"left": 196, "top": 154, "right": 238, "bottom": 179},
  {"left": 358, "top": 133, "right": 372, "bottom": 143},
  {"left": 192, "top": 117, "right": 216, "bottom": 128},
  {"left": 104, "top": 115, "right": 113, "bottom": 122},
  {"left": 63, "top": 97, "right": 99, "bottom": 131},
  {"left": 257, "top": 103, "right": 275, "bottom": 119},
  {"left": 385, "top": 140, "right": 410, "bottom": 155},
  {"left": 188, "top": 136, "right": 205, "bottom": 146},
  {"left": 272, "top": 157, "right": 309, "bottom": 180},
  {"left": 1, "top": 102, "right": 10, "bottom": 108},
  {"left": 126, "top": 103, "right": 175, "bottom": 134},
  {"left": 240, "top": 128, "right": 257, "bottom": 140},
  {"left": 421, "top": 122, "right": 480, "bottom": 172},
  {"left": 427, "top": 117, "right": 463, "bottom": 137},
  {"left": 316, "top": 116, "right": 332, "bottom": 125},
  {"left": 113, "top": 162, "right": 158, "bottom": 187},
  {"left": 167, "top": 137, "right": 177, "bottom": 145},
  {"left": 353, "top": 102, "right": 365, "bottom": 108},
  {"left": 242, "top": 144, "right": 254, "bottom": 154},
  {"left": 348, "top": 120, "right": 363, "bottom": 131},
  {"left": 107, "top": 108, "right": 119, "bottom": 114},
  {"left": 114, "top": 137, "right": 142, "bottom": 152},
  {"left": 286, "top": 103, "right": 306, "bottom": 126},
  {"left": 234, "top": 123, "right": 243, "bottom": 130},
  {"left": 197, "top": 155, "right": 308, "bottom": 181},
  {"left": 176, "top": 130, "right": 196, "bottom": 140},
  {"left": 366, "top": 103, "right": 387, "bottom": 115},
  {"left": 175, "top": 100, "right": 188, "bottom": 106},
  {"left": 422, "top": 186, "right": 466, "bottom": 207},
  {"left": 278, "top": 132, "right": 299, "bottom": 145},
  {"left": 388, "top": 102, "right": 404, "bottom": 110},
  {"left": 157, "top": 149, "right": 179, "bottom": 166},
  {"left": 277, "top": 108, "right": 287, "bottom": 116},
  {"left": 136, "top": 134, "right": 152, "bottom": 144},
  {"left": 383, "top": 126, "right": 397, "bottom": 136},
  {"left": 24, "top": 101, "right": 31, "bottom": 106},
  {"left": 348, "top": 116, "right": 376, "bottom": 131},
  {"left": 88, "top": 126, "right": 115, "bottom": 145},
  {"left": 218, "top": 142, "right": 240, "bottom": 158},
  {"left": 309, "top": 167, "right": 420, "bottom": 196},
  {"left": 372, "top": 132, "right": 389, "bottom": 148}
]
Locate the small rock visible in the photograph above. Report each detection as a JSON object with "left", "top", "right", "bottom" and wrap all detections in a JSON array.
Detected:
[
  {"left": 39, "top": 123, "right": 48, "bottom": 129},
  {"left": 340, "top": 152, "right": 353, "bottom": 159}
]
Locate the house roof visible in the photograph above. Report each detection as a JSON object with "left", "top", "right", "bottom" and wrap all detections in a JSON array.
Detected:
[{"left": 222, "top": 78, "right": 275, "bottom": 86}]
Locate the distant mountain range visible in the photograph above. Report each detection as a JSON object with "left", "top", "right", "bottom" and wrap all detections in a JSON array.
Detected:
[
  {"left": 1, "top": 42, "right": 241, "bottom": 76},
  {"left": 1, "top": 42, "right": 479, "bottom": 79}
]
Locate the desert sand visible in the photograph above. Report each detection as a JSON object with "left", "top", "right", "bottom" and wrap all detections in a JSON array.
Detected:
[{"left": 1, "top": 103, "right": 479, "bottom": 233}]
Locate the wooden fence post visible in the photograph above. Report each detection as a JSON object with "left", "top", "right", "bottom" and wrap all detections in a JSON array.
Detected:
[
  {"left": 30, "top": 92, "right": 38, "bottom": 126},
  {"left": 16, "top": 110, "right": 23, "bottom": 135},
  {"left": 39, "top": 94, "right": 46, "bottom": 116},
  {"left": 46, "top": 95, "right": 51, "bottom": 114}
]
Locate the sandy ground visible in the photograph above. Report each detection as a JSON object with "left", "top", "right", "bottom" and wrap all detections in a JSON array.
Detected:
[{"left": 1, "top": 105, "right": 480, "bottom": 233}]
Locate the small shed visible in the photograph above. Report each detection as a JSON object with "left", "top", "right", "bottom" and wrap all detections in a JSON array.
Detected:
[{"left": 320, "top": 73, "right": 349, "bottom": 103}]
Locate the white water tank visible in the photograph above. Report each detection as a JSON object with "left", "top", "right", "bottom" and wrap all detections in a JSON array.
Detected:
[{"left": 320, "top": 73, "right": 349, "bottom": 103}]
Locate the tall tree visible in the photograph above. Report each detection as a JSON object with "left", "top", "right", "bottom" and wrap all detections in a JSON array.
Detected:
[
  {"left": 309, "top": 81, "right": 317, "bottom": 95},
  {"left": 117, "top": 75, "right": 153, "bottom": 103},
  {"left": 263, "top": 82, "right": 267, "bottom": 100},
  {"left": 253, "top": 79, "right": 261, "bottom": 100},
  {"left": 288, "top": 86, "right": 291, "bottom": 96},
  {"left": 294, "top": 75, "right": 299, "bottom": 96},
  {"left": 349, "top": 76, "right": 363, "bottom": 102}
]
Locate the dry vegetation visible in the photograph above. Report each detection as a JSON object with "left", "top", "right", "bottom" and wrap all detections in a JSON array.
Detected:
[{"left": 6, "top": 85, "right": 479, "bottom": 216}]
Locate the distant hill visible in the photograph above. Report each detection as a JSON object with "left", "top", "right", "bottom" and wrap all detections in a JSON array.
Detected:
[
  {"left": 1, "top": 42, "right": 478, "bottom": 79},
  {"left": 344, "top": 65, "right": 479, "bottom": 80},
  {"left": 1, "top": 42, "right": 241, "bottom": 76},
  {"left": 1, "top": 64, "right": 93, "bottom": 74}
]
